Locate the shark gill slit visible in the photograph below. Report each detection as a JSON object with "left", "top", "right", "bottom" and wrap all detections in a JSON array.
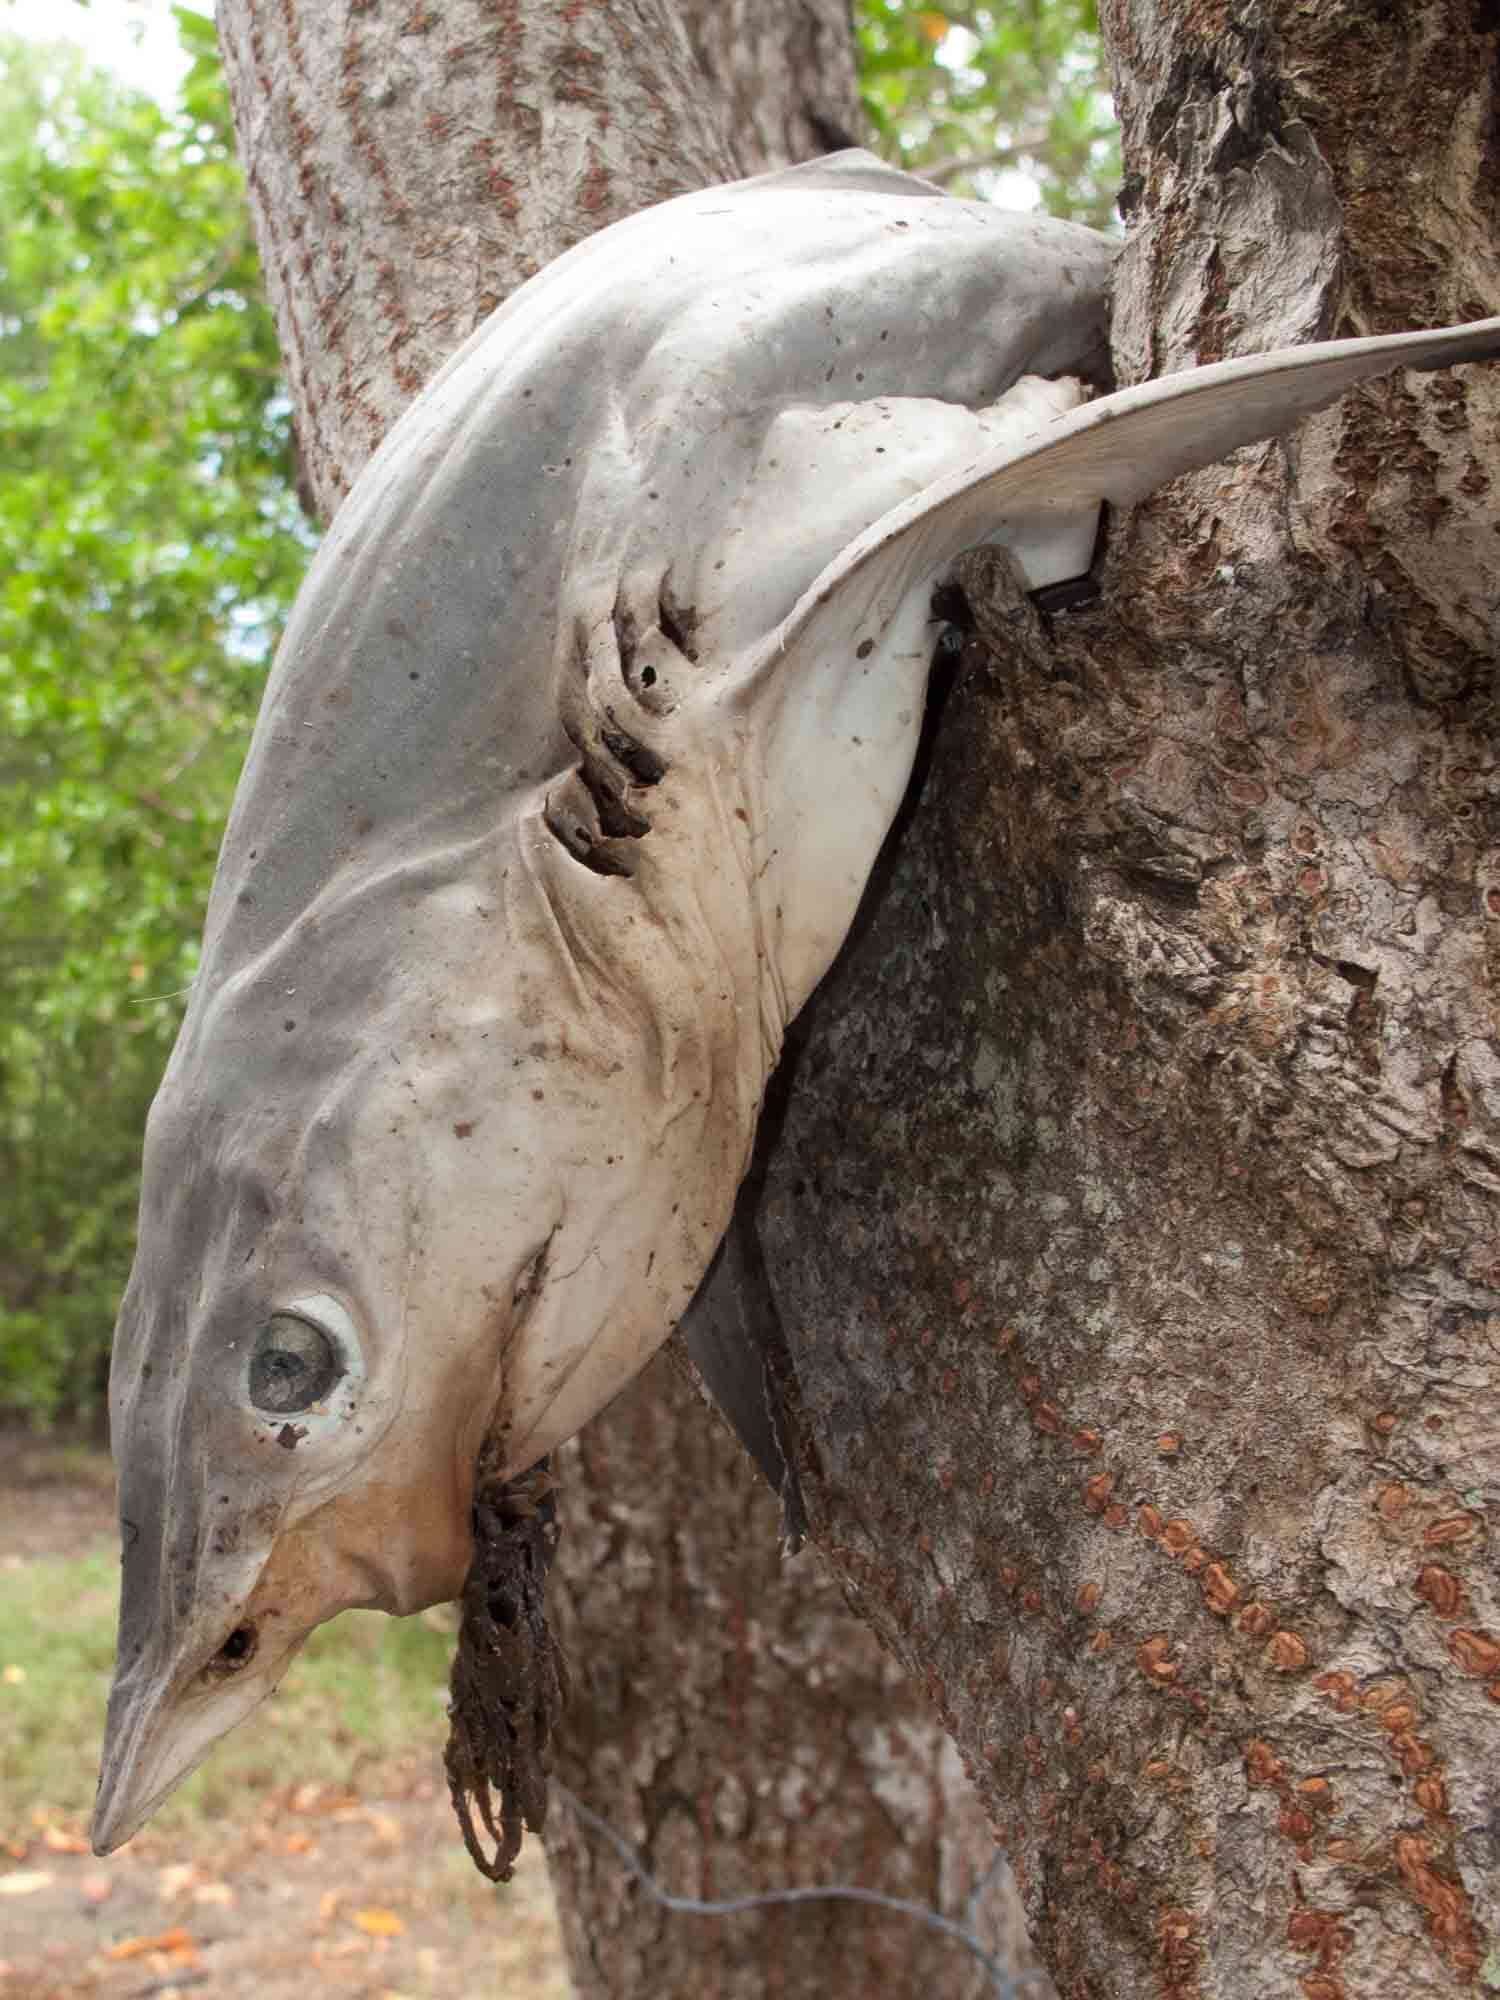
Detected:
[{"left": 544, "top": 607, "right": 671, "bottom": 878}]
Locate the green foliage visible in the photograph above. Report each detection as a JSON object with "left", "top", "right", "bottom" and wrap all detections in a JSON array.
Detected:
[
  {"left": 855, "top": 1, "right": 1119, "bottom": 227},
  {"left": 0, "top": 13, "right": 309, "bottom": 1421}
]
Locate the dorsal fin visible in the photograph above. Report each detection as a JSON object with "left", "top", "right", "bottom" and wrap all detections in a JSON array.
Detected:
[{"left": 733, "top": 146, "right": 949, "bottom": 203}]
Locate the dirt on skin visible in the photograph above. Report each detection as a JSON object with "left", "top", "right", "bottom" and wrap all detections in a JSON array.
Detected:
[{"left": 0, "top": 1437, "right": 571, "bottom": 2000}]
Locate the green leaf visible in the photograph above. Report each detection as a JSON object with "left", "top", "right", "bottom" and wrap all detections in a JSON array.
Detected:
[{"left": 854, "top": 0, "right": 1121, "bottom": 228}]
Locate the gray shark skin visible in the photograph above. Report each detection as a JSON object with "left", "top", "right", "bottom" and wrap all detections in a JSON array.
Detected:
[{"left": 92, "top": 148, "right": 1500, "bottom": 1853}]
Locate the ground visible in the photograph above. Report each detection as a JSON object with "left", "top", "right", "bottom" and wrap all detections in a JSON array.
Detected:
[{"left": 0, "top": 1435, "right": 570, "bottom": 2000}]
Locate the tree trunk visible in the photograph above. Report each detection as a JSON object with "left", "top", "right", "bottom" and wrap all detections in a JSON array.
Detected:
[
  {"left": 751, "top": 2, "right": 1500, "bottom": 1995},
  {"left": 215, "top": 2, "right": 1030, "bottom": 1994},
  {"left": 545, "top": 1349, "right": 1032, "bottom": 1997}
]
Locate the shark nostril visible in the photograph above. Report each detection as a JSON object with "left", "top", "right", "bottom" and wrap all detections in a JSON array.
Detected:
[{"left": 206, "top": 1624, "right": 258, "bottom": 1677}]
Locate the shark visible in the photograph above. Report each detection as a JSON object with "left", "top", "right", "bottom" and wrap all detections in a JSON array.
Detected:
[{"left": 91, "top": 149, "right": 1500, "bottom": 1853}]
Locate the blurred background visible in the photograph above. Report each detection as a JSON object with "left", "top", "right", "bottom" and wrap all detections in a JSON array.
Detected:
[{"left": 0, "top": 4, "right": 1116, "bottom": 1990}]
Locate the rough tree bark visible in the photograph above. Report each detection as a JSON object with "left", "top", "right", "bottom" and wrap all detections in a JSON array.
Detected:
[
  {"left": 752, "top": 2, "right": 1500, "bottom": 1996},
  {"left": 215, "top": 2, "right": 1027, "bottom": 1996}
]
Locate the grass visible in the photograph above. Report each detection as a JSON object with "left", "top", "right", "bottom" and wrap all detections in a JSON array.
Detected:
[{"left": 0, "top": 1547, "right": 457, "bottom": 1840}]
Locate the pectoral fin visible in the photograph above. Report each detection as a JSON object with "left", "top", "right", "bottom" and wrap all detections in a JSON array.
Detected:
[{"left": 679, "top": 1208, "right": 807, "bottom": 1551}]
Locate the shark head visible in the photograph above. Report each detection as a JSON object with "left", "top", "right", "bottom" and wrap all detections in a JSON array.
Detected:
[{"left": 92, "top": 809, "right": 756, "bottom": 1853}]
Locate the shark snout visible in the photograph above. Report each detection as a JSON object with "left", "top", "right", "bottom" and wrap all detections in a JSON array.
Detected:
[
  {"left": 93, "top": 1455, "right": 291, "bottom": 1854},
  {"left": 91, "top": 1619, "right": 286, "bottom": 1853}
]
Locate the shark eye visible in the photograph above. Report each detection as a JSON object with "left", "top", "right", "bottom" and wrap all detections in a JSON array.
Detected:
[{"left": 249, "top": 1312, "right": 343, "bottom": 1414}]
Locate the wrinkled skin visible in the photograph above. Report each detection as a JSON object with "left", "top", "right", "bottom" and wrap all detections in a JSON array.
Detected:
[{"left": 93, "top": 150, "right": 1500, "bottom": 1852}]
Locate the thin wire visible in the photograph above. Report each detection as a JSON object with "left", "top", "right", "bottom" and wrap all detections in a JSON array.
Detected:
[
  {"left": 551, "top": 1780, "right": 1046, "bottom": 2000},
  {"left": 964, "top": 1847, "right": 1012, "bottom": 1931}
]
